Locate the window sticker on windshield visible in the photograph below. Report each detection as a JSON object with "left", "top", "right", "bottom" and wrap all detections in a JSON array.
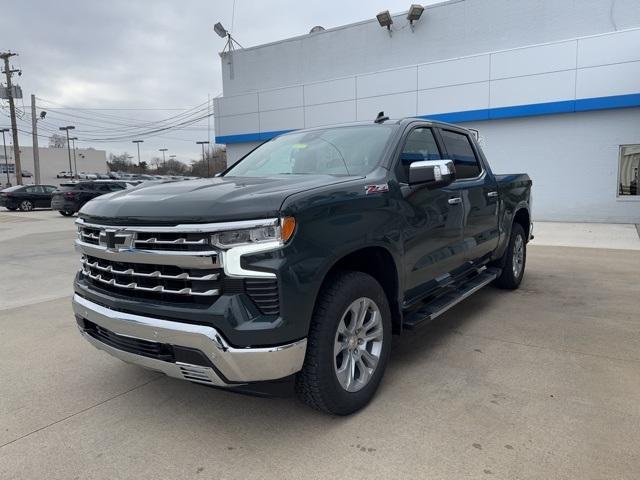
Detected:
[{"left": 292, "top": 143, "right": 307, "bottom": 149}]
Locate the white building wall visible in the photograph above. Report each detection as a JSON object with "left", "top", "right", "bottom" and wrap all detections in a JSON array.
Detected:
[
  {"left": 2, "top": 146, "right": 107, "bottom": 187},
  {"left": 220, "top": 0, "right": 640, "bottom": 95},
  {"left": 216, "top": 27, "right": 640, "bottom": 152}
]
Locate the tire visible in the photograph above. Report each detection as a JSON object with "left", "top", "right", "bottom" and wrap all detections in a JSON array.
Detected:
[
  {"left": 59, "top": 210, "right": 74, "bottom": 217},
  {"left": 493, "top": 222, "right": 526, "bottom": 289},
  {"left": 19, "top": 200, "right": 34, "bottom": 212},
  {"left": 295, "top": 270, "right": 392, "bottom": 415}
]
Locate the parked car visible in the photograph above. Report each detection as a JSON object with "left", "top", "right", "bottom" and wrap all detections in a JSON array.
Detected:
[
  {"left": 57, "top": 171, "right": 74, "bottom": 179},
  {"left": 21, "top": 170, "right": 34, "bottom": 178},
  {"left": 0, "top": 184, "right": 57, "bottom": 211},
  {"left": 72, "top": 117, "right": 532, "bottom": 414},
  {"left": 77, "top": 172, "right": 98, "bottom": 180},
  {"left": 51, "top": 181, "right": 128, "bottom": 216}
]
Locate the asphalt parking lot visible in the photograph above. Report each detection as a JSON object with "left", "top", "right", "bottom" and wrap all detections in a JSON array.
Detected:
[{"left": 1, "top": 210, "right": 639, "bottom": 479}]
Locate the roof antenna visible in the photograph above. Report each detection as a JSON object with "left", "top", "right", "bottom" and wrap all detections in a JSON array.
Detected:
[{"left": 374, "top": 111, "right": 389, "bottom": 124}]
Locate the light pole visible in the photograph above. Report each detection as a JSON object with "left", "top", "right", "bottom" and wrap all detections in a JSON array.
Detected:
[
  {"left": 132, "top": 140, "right": 143, "bottom": 165},
  {"left": 159, "top": 148, "right": 168, "bottom": 168},
  {"left": 196, "top": 141, "right": 210, "bottom": 177},
  {"left": 59, "top": 126, "right": 75, "bottom": 177},
  {"left": 1, "top": 128, "right": 10, "bottom": 185},
  {"left": 70, "top": 137, "right": 79, "bottom": 178}
]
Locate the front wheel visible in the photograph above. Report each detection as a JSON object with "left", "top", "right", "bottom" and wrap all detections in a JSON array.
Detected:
[
  {"left": 59, "top": 210, "right": 74, "bottom": 217},
  {"left": 19, "top": 200, "right": 34, "bottom": 211},
  {"left": 296, "top": 271, "right": 391, "bottom": 415},
  {"left": 493, "top": 222, "right": 527, "bottom": 289}
]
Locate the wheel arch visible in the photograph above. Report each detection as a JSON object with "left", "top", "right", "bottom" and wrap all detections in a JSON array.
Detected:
[
  {"left": 317, "top": 245, "right": 403, "bottom": 334},
  {"left": 513, "top": 206, "right": 531, "bottom": 241}
]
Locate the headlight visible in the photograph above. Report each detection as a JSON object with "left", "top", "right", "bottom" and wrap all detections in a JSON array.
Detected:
[{"left": 211, "top": 216, "right": 296, "bottom": 249}]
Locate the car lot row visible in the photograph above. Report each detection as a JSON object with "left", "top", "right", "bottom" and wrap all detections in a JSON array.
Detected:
[{"left": 1, "top": 180, "right": 134, "bottom": 215}]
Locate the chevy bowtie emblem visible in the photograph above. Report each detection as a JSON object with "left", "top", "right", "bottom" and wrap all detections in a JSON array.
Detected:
[
  {"left": 107, "top": 230, "right": 120, "bottom": 249},
  {"left": 99, "top": 229, "right": 135, "bottom": 250}
]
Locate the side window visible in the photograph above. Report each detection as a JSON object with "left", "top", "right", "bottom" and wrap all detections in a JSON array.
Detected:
[
  {"left": 98, "top": 184, "right": 112, "bottom": 192},
  {"left": 397, "top": 127, "right": 441, "bottom": 182},
  {"left": 440, "top": 129, "right": 481, "bottom": 179},
  {"left": 108, "top": 183, "right": 125, "bottom": 191},
  {"left": 25, "top": 186, "right": 38, "bottom": 193},
  {"left": 44, "top": 186, "right": 57, "bottom": 193}
]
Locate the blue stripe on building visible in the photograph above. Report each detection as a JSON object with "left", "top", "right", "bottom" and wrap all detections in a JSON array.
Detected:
[{"left": 215, "top": 93, "right": 640, "bottom": 144}]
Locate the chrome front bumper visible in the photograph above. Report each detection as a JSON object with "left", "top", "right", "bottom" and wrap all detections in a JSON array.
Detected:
[{"left": 72, "top": 295, "right": 307, "bottom": 387}]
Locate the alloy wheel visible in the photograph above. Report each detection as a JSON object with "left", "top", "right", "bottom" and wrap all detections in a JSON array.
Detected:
[
  {"left": 333, "top": 297, "right": 384, "bottom": 392},
  {"left": 512, "top": 234, "right": 524, "bottom": 278}
]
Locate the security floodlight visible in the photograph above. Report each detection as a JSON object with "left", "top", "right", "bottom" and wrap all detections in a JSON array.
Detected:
[
  {"left": 214, "top": 22, "right": 228, "bottom": 38},
  {"left": 407, "top": 4, "right": 424, "bottom": 24},
  {"left": 376, "top": 10, "right": 393, "bottom": 30}
]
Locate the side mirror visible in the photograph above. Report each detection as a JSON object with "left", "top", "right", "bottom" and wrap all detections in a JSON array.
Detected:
[{"left": 408, "top": 159, "right": 455, "bottom": 188}]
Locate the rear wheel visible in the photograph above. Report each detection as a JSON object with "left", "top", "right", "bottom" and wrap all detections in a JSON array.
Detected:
[
  {"left": 19, "top": 200, "right": 34, "bottom": 211},
  {"left": 296, "top": 271, "right": 391, "bottom": 415},
  {"left": 493, "top": 222, "right": 526, "bottom": 289},
  {"left": 59, "top": 210, "right": 74, "bottom": 216}
]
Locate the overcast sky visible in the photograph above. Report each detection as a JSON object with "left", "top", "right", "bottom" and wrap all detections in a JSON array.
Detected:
[{"left": 1, "top": 0, "right": 439, "bottom": 165}]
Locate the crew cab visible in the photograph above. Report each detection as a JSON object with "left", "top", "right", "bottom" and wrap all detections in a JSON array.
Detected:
[{"left": 71, "top": 117, "right": 532, "bottom": 415}]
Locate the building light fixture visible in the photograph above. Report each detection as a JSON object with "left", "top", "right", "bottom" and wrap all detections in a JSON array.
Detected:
[
  {"left": 407, "top": 4, "right": 424, "bottom": 25},
  {"left": 376, "top": 10, "right": 393, "bottom": 30}
]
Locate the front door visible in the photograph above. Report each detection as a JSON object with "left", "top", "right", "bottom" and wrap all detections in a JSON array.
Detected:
[{"left": 395, "top": 126, "right": 466, "bottom": 304}]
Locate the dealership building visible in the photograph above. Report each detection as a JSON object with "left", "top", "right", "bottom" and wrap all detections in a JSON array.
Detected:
[{"left": 213, "top": 0, "right": 640, "bottom": 223}]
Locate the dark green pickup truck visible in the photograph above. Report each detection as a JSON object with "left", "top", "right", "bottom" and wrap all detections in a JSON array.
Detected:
[{"left": 72, "top": 117, "right": 532, "bottom": 414}]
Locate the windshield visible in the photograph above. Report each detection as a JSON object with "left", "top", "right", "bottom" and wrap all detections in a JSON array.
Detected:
[{"left": 224, "top": 125, "right": 395, "bottom": 177}]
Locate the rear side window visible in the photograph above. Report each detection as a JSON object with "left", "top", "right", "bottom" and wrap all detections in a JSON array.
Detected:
[
  {"left": 440, "top": 130, "right": 481, "bottom": 179},
  {"left": 24, "top": 186, "right": 39, "bottom": 193},
  {"left": 397, "top": 127, "right": 442, "bottom": 182}
]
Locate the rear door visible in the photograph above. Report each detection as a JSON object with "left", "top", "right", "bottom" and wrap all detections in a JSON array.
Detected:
[
  {"left": 438, "top": 128, "right": 499, "bottom": 263},
  {"left": 33, "top": 186, "right": 51, "bottom": 207},
  {"left": 395, "top": 125, "right": 466, "bottom": 303}
]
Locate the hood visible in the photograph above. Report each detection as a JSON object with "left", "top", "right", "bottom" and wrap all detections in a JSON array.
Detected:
[{"left": 79, "top": 175, "right": 360, "bottom": 225}]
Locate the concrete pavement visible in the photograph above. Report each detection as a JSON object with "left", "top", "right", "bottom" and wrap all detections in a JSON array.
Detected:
[{"left": 1, "top": 210, "right": 639, "bottom": 479}]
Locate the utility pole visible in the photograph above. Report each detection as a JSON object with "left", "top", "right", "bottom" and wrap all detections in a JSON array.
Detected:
[
  {"left": 1, "top": 52, "right": 22, "bottom": 185},
  {"left": 30, "top": 94, "right": 41, "bottom": 184},
  {"left": 59, "top": 125, "right": 75, "bottom": 177},
  {"left": 1, "top": 128, "right": 10, "bottom": 185},
  {"left": 196, "top": 141, "right": 210, "bottom": 177},
  {"left": 132, "top": 140, "right": 143, "bottom": 166},
  {"left": 159, "top": 148, "right": 168, "bottom": 168},
  {"left": 70, "top": 137, "right": 78, "bottom": 177}
]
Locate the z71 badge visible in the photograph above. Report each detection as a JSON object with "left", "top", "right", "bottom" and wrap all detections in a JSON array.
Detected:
[{"left": 365, "top": 184, "right": 389, "bottom": 195}]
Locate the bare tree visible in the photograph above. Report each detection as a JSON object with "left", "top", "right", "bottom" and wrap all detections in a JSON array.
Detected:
[{"left": 48, "top": 134, "right": 67, "bottom": 148}]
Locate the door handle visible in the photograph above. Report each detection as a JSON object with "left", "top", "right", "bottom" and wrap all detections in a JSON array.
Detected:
[
  {"left": 448, "top": 197, "right": 462, "bottom": 205},
  {"left": 487, "top": 191, "right": 498, "bottom": 198}
]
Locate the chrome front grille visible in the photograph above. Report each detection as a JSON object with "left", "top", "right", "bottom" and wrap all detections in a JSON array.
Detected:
[
  {"left": 133, "top": 232, "right": 212, "bottom": 251},
  {"left": 74, "top": 218, "right": 281, "bottom": 311},
  {"left": 81, "top": 255, "right": 221, "bottom": 299},
  {"left": 78, "top": 225, "right": 101, "bottom": 245}
]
